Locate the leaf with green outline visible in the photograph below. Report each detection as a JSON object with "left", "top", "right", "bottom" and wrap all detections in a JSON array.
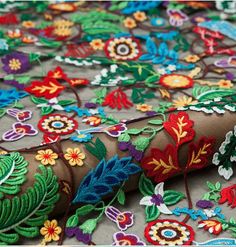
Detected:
[
  {"left": 0, "top": 152, "right": 28, "bottom": 199},
  {"left": 84, "top": 138, "right": 107, "bottom": 160},
  {"left": 145, "top": 205, "right": 160, "bottom": 222},
  {"left": 58, "top": 99, "right": 76, "bottom": 106},
  {"left": 0, "top": 165, "right": 59, "bottom": 244},
  {"left": 117, "top": 189, "right": 125, "bottom": 205},
  {"left": 139, "top": 173, "right": 154, "bottom": 196},
  {"left": 163, "top": 190, "right": 185, "bottom": 206},
  {"left": 30, "top": 96, "right": 47, "bottom": 104},
  {"left": 0, "top": 109, "right": 6, "bottom": 118},
  {"left": 41, "top": 106, "right": 54, "bottom": 115}
]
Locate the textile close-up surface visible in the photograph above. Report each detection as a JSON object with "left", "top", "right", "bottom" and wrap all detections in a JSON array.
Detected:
[{"left": 0, "top": 1, "right": 236, "bottom": 246}]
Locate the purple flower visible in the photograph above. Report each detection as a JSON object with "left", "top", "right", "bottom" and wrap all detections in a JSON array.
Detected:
[
  {"left": 146, "top": 111, "right": 157, "bottom": 117},
  {"left": 65, "top": 227, "right": 91, "bottom": 244},
  {"left": 196, "top": 200, "right": 214, "bottom": 209},
  {"left": 2, "top": 122, "right": 38, "bottom": 141},
  {"left": 167, "top": 9, "right": 188, "bottom": 27},
  {"left": 4, "top": 79, "right": 25, "bottom": 90},
  {"left": 215, "top": 56, "right": 236, "bottom": 68},
  {"left": 7, "top": 109, "right": 32, "bottom": 122},
  {"left": 105, "top": 206, "right": 134, "bottom": 231},
  {"left": 128, "top": 144, "right": 144, "bottom": 161},
  {"left": 1, "top": 52, "right": 31, "bottom": 74},
  {"left": 118, "top": 141, "right": 131, "bottom": 151},
  {"left": 190, "top": 14, "right": 210, "bottom": 24},
  {"left": 84, "top": 102, "right": 98, "bottom": 109},
  {"left": 113, "top": 232, "right": 146, "bottom": 246},
  {"left": 226, "top": 72, "right": 234, "bottom": 80}
]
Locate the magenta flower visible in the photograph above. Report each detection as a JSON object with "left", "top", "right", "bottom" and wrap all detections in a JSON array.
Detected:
[
  {"left": 113, "top": 232, "right": 146, "bottom": 246},
  {"left": 103, "top": 123, "right": 127, "bottom": 137},
  {"left": 167, "top": 9, "right": 188, "bottom": 27},
  {"left": 2, "top": 122, "right": 38, "bottom": 141},
  {"left": 105, "top": 206, "right": 134, "bottom": 231},
  {"left": 1, "top": 52, "right": 31, "bottom": 74},
  {"left": 7, "top": 109, "right": 32, "bottom": 122}
]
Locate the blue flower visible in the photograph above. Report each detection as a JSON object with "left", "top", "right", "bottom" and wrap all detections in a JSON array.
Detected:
[
  {"left": 70, "top": 132, "right": 93, "bottom": 143},
  {"left": 151, "top": 17, "right": 165, "bottom": 27}
]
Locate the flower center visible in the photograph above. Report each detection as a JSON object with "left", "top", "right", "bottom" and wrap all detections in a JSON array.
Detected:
[
  {"left": 47, "top": 227, "right": 55, "bottom": 235},
  {"left": 151, "top": 194, "right": 164, "bottom": 206},
  {"left": 9, "top": 58, "right": 21, "bottom": 71},
  {"left": 15, "top": 127, "right": 25, "bottom": 134}
]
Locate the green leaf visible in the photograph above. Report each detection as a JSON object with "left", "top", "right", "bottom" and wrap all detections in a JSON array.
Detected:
[
  {"left": 29, "top": 53, "right": 40, "bottom": 62},
  {"left": 118, "top": 133, "right": 130, "bottom": 142},
  {"left": 145, "top": 74, "right": 159, "bottom": 84},
  {"left": 215, "top": 182, "right": 222, "bottom": 190},
  {"left": 139, "top": 173, "right": 154, "bottom": 196},
  {"left": 207, "top": 181, "right": 215, "bottom": 190},
  {"left": 30, "top": 96, "right": 47, "bottom": 104},
  {"left": 76, "top": 204, "right": 95, "bottom": 216},
  {"left": 38, "top": 37, "right": 62, "bottom": 48},
  {"left": 58, "top": 99, "right": 76, "bottom": 106},
  {"left": 0, "top": 109, "right": 6, "bottom": 118},
  {"left": 126, "top": 128, "right": 142, "bottom": 135},
  {"left": 84, "top": 138, "right": 107, "bottom": 160},
  {"left": 79, "top": 219, "right": 97, "bottom": 234},
  {"left": 163, "top": 190, "right": 185, "bottom": 206},
  {"left": 148, "top": 119, "right": 163, "bottom": 125},
  {"left": 16, "top": 75, "right": 31, "bottom": 84},
  {"left": 133, "top": 137, "right": 150, "bottom": 151},
  {"left": 145, "top": 205, "right": 160, "bottom": 222},
  {"left": 117, "top": 189, "right": 125, "bottom": 205},
  {"left": 66, "top": 214, "right": 79, "bottom": 227},
  {"left": 41, "top": 106, "right": 54, "bottom": 115}
]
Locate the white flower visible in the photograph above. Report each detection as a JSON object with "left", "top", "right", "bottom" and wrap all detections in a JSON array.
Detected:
[
  {"left": 212, "top": 152, "right": 220, "bottom": 165},
  {"left": 157, "top": 68, "right": 167, "bottom": 75},
  {"left": 139, "top": 182, "right": 172, "bottom": 215},
  {"left": 110, "top": 64, "right": 118, "bottom": 73},
  {"left": 37, "top": 98, "right": 64, "bottom": 110},
  {"left": 218, "top": 165, "right": 233, "bottom": 180},
  {"left": 203, "top": 209, "right": 216, "bottom": 218},
  {"left": 167, "top": 64, "right": 176, "bottom": 71}
]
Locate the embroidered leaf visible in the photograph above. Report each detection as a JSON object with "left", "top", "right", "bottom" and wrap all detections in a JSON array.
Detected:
[
  {"left": 186, "top": 137, "right": 215, "bottom": 171},
  {"left": 126, "top": 128, "right": 142, "bottom": 135},
  {"left": 76, "top": 205, "right": 95, "bottom": 216},
  {"left": 131, "top": 88, "right": 155, "bottom": 104},
  {"left": 73, "top": 155, "right": 141, "bottom": 204},
  {"left": 0, "top": 152, "right": 28, "bottom": 199},
  {"left": 25, "top": 78, "right": 65, "bottom": 99},
  {"left": 141, "top": 144, "right": 181, "bottom": 183},
  {"left": 41, "top": 106, "right": 54, "bottom": 115},
  {"left": 163, "top": 112, "right": 195, "bottom": 147},
  {"left": 212, "top": 127, "right": 236, "bottom": 180},
  {"left": 133, "top": 137, "right": 150, "bottom": 151},
  {"left": 117, "top": 189, "right": 125, "bottom": 205},
  {"left": 84, "top": 138, "right": 107, "bottom": 160},
  {"left": 163, "top": 190, "right": 185, "bottom": 205},
  {"left": 118, "top": 132, "right": 130, "bottom": 142},
  {"left": 66, "top": 214, "right": 79, "bottom": 228},
  {"left": 139, "top": 173, "right": 154, "bottom": 196},
  {"left": 145, "top": 205, "right": 160, "bottom": 222},
  {"left": 30, "top": 96, "right": 47, "bottom": 104},
  {"left": 148, "top": 119, "right": 163, "bottom": 125},
  {"left": 0, "top": 165, "right": 59, "bottom": 244}
]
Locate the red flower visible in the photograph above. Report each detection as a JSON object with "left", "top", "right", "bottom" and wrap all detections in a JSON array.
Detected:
[
  {"left": 141, "top": 144, "right": 181, "bottom": 183},
  {"left": 25, "top": 77, "right": 65, "bottom": 99},
  {"left": 66, "top": 78, "right": 89, "bottom": 87},
  {"left": 102, "top": 88, "right": 133, "bottom": 110},
  {"left": 0, "top": 13, "right": 18, "bottom": 25},
  {"left": 163, "top": 111, "right": 195, "bottom": 147},
  {"left": 198, "top": 220, "right": 222, "bottom": 235},
  {"left": 219, "top": 184, "right": 236, "bottom": 208}
]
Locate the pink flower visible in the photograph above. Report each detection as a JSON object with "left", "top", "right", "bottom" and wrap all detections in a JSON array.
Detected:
[
  {"left": 167, "top": 9, "right": 188, "bottom": 27},
  {"left": 105, "top": 206, "right": 133, "bottom": 231},
  {"left": 7, "top": 108, "right": 32, "bottom": 122},
  {"left": 103, "top": 123, "right": 127, "bottom": 137},
  {"left": 2, "top": 122, "right": 38, "bottom": 141}
]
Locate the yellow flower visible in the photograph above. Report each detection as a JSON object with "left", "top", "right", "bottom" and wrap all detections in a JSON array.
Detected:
[
  {"left": 133, "top": 11, "right": 147, "bottom": 22},
  {"left": 22, "top": 21, "right": 35, "bottom": 28},
  {"left": 218, "top": 79, "right": 233, "bottom": 89},
  {"left": 40, "top": 220, "right": 62, "bottom": 243},
  {"left": 0, "top": 150, "right": 7, "bottom": 155},
  {"left": 90, "top": 39, "right": 104, "bottom": 50},
  {"left": 53, "top": 19, "right": 74, "bottom": 28},
  {"left": 54, "top": 27, "right": 72, "bottom": 37},
  {"left": 136, "top": 104, "right": 153, "bottom": 112},
  {"left": 35, "top": 149, "right": 58, "bottom": 166},
  {"left": 64, "top": 148, "right": 85, "bottom": 166},
  {"left": 123, "top": 17, "right": 137, "bottom": 29},
  {"left": 173, "top": 96, "right": 197, "bottom": 108},
  {"left": 9, "top": 58, "right": 21, "bottom": 71},
  {"left": 184, "top": 54, "right": 200, "bottom": 63}
]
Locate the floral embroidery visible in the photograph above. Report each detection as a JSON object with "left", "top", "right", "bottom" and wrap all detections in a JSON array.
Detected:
[
  {"left": 90, "top": 39, "right": 105, "bottom": 51},
  {"left": 133, "top": 11, "right": 147, "bottom": 22},
  {"left": 105, "top": 206, "right": 134, "bottom": 231},
  {"left": 7, "top": 108, "right": 32, "bottom": 122},
  {"left": 64, "top": 148, "right": 85, "bottom": 166},
  {"left": 167, "top": 9, "right": 188, "bottom": 27},
  {"left": 159, "top": 74, "right": 193, "bottom": 89},
  {"left": 40, "top": 219, "right": 62, "bottom": 243},
  {"left": 113, "top": 232, "right": 146, "bottom": 246},
  {"left": 38, "top": 114, "right": 78, "bottom": 135},
  {"left": 104, "top": 37, "right": 142, "bottom": 61},
  {"left": 35, "top": 149, "right": 58, "bottom": 166},
  {"left": 71, "top": 132, "right": 93, "bottom": 143},
  {"left": 144, "top": 219, "right": 195, "bottom": 245},
  {"left": 136, "top": 104, "right": 153, "bottom": 112},
  {"left": 123, "top": 17, "right": 137, "bottom": 29}
]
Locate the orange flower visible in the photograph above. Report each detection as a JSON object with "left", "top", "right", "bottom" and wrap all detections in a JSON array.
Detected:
[
  {"left": 0, "top": 150, "right": 7, "bottom": 155},
  {"left": 7, "top": 29, "right": 22, "bottom": 39},
  {"left": 90, "top": 39, "right": 105, "bottom": 50},
  {"left": 82, "top": 116, "right": 101, "bottom": 126},
  {"left": 40, "top": 220, "right": 62, "bottom": 243},
  {"left": 123, "top": 17, "right": 137, "bottom": 29},
  {"left": 218, "top": 79, "right": 233, "bottom": 89},
  {"left": 133, "top": 11, "right": 147, "bottom": 22},
  {"left": 64, "top": 148, "right": 85, "bottom": 166},
  {"left": 22, "top": 21, "right": 35, "bottom": 28},
  {"left": 184, "top": 54, "right": 200, "bottom": 63},
  {"left": 136, "top": 104, "right": 153, "bottom": 112},
  {"left": 159, "top": 74, "right": 193, "bottom": 89},
  {"left": 35, "top": 149, "right": 58, "bottom": 165},
  {"left": 159, "top": 88, "right": 171, "bottom": 99},
  {"left": 22, "top": 35, "right": 37, "bottom": 44},
  {"left": 173, "top": 96, "right": 197, "bottom": 108}
]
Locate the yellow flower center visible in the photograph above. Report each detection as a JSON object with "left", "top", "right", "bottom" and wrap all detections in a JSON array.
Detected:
[{"left": 9, "top": 58, "right": 21, "bottom": 71}]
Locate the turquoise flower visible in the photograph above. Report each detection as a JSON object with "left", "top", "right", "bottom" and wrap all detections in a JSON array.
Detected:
[
  {"left": 151, "top": 17, "right": 165, "bottom": 27},
  {"left": 70, "top": 132, "right": 93, "bottom": 143}
]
